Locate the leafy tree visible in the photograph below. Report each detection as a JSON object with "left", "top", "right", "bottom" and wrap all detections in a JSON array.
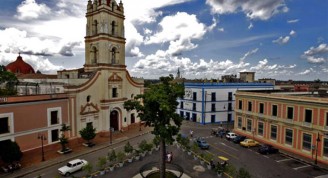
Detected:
[
  {"left": 0, "top": 67, "right": 18, "bottom": 96},
  {"left": 124, "top": 74, "right": 184, "bottom": 178},
  {"left": 59, "top": 124, "right": 71, "bottom": 152},
  {"left": 0, "top": 140, "right": 23, "bottom": 163},
  {"left": 152, "top": 136, "right": 160, "bottom": 148},
  {"left": 79, "top": 124, "right": 96, "bottom": 146}
]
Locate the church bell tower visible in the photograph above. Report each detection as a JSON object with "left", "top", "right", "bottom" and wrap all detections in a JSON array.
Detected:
[{"left": 84, "top": 0, "right": 125, "bottom": 71}]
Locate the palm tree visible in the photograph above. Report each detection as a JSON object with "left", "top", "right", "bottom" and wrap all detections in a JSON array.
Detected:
[{"left": 59, "top": 124, "right": 71, "bottom": 152}]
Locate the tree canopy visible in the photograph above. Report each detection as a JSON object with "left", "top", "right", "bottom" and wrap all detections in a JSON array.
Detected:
[
  {"left": 0, "top": 140, "right": 23, "bottom": 163},
  {"left": 79, "top": 124, "right": 96, "bottom": 144},
  {"left": 0, "top": 66, "right": 18, "bottom": 96},
  {"left": 124, "top": 75, "right": 184, "bottom": 178},
  {"left": 124, "top": 75, "right": 184, "bottom": 144}
]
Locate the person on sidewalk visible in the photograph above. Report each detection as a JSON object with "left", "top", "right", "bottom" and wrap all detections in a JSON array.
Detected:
[
  {"left": 170, "top": 151, "right": 173, "bottom": 162},
  {"left": 190, "top": 130, "right": 193, "bottom": 138}
]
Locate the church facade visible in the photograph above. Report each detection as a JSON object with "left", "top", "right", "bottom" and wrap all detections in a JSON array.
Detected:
[
  {"left": 59, "top": 0, "right": 144, "bottom": 138},
  {"left": 0, "top": 0, "right": 144, "bottom": 152}
]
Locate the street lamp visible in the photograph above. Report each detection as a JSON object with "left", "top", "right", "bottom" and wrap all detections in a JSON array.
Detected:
[
  {"left": 37, "top": 133, "right": 47, "bottom": 162},
  {"left": 315, "top": 132, "right": 321, "bottom": 165}
]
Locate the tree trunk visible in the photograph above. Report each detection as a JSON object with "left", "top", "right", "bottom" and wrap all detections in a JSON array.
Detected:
[{"left": 160, "top": 138, "right": 166, "bottom": 178}]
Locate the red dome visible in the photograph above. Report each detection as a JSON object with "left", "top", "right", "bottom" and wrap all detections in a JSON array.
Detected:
[{"left": 6, "top": 55, "right": 35, "bottom": 74}]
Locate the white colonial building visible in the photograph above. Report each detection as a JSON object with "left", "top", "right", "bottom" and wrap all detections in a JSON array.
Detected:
[{"left": 176, "top": 83, "right": 274, "bottom": 125}]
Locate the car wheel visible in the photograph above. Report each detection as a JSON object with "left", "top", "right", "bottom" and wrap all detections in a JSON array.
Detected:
[{"left": 65, "top": 172, "right": 70, "bottom": 176}]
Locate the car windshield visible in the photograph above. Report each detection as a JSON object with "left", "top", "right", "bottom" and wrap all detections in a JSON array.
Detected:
[{"left": 67, "top": 163, "right": 73, "bottom": 167}]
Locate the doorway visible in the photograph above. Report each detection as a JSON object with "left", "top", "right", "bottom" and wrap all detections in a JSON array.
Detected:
[{"left": 110, "top": 110, "right": 119, "bottom": 131}]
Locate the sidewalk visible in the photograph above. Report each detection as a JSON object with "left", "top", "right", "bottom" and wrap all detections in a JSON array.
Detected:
[{"left": 2, "top": 126, "right": 153, "bottom": 178}]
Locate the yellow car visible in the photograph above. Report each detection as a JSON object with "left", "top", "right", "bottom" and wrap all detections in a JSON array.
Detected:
[{"left": 240, "top": 139, "right": 259, "bottom": 148}]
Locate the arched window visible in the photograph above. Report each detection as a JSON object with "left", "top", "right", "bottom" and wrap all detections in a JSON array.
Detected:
[
  {"left": 93, "top": 20, "right": 98, "bottom": 35},
  {"left": 111, "top": 21, "right": 116, "bottom": 35},
  {"left": 111, "top": 2, "right": 115, "bottom": 11},
  {"left": 111, "top": 47, "right": 117, "bottom": 64},
  {"left": 92, "top": 46, "right": 98, "bottom": 64}
]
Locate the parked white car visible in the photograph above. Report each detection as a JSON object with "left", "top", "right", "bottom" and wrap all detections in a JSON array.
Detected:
[
  {"left": 58, "top": 159, "right": 88, "bottom": 176},
  {"left": 226, "top": 132, "right": 237, "bottom": 140}
]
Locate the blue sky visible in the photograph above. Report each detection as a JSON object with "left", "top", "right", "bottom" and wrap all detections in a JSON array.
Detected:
[{"left": 0, "top": 0, "right": 327, "bottom": 81}]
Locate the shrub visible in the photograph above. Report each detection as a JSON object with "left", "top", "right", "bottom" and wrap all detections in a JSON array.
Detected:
[
  {"left": 97, "top": 156, "right": 107, "bottom": 171},
  {"left": 108, "top": 149, "right": 117, "bottom": 162},
  {"left": 138, "top": 140, "right": 148, "bottom": 152},
  {"left": 116, "top": 151, "right": 126, "bottom": 163},
  {"left": 124, "top": 142, "right": 134, "bottom": 154}
]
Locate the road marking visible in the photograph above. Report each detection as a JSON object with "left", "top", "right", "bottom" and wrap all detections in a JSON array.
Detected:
[
  {"left": 263, "top": 155, "right": 270, "bottom": 159},
  {"left": 34, "top": 174, "right": 46, "bottom": 178},
  {"left": 209, "top": 143, "right": 238, "bottom": 160},
  {"left": 293, "top": 164, "right": 311, "bottom": 170},
  {"left": 220, "top": 143, "right": 238, "bottom": 151},
  {"left": 276, "top": 158, "right": 292, "bottom": 162}
]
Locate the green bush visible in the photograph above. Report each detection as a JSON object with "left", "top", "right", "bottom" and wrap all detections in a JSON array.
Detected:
[
  {"left": 124, "top": 142, "right": 134, "bottom": 154},
  {"left": 116, "top": 151, "right": 126, "bottom": 163},
  {"left": 108, "top": 149, "right": 117, "bottom": 162}
]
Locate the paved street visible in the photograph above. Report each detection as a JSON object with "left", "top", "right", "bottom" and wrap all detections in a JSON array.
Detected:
[
  {"left": 180, "top": 121, "right": 328, "bottom": 178},
  {"left": 2, "top": 121, "right": 328, "bottom": 178}
]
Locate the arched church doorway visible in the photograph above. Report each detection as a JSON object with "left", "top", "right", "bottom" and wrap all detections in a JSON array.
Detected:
[{"left": 110, "top": 110, "right": 119, "bottom": 131}]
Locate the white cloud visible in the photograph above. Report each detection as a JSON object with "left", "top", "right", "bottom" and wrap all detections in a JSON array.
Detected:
[
  {"left": 131, "top": 51, "right": 299, "bottom": 79},
  {"left": 205, "top": 0, "right": 288, "bottom": 20},
  {"left": 298, "top": 68, "right": 313, "bottom": 75},
  {"left": 125, "top": 23, "right": 144, "bottom": 57},
  {"left": 145, "top": 12, "right": 206, "bottom": 44},
  {"left": 272, "top": 36, "right": 290, "bottom": 45},
  {"left": 15, "top": 0, "right": 51, "bottom": 20},
  {"left": 240, "top": 48, "right": 259, "bottom": 62},
  {"left": 0, "top": 27, "right": 81, "bottom": 57},
  {"left": 143, "top": 28, "right": 152, "bottom": 35},
  {"left": 218, "top": 28, "right": 224, "bottom": 32},
  {"left": 289, "top": 30, "right": 296, "bottom": 36},
  {"left": 248, "top": 23, "right": 253, "bottom": 29},
  {"left": 145, "top": 12, "right": 207, "bottom": 55},
  {"left": 302, "top": 43, "right": 328, "bottom": 64},
  {"left": 123, "top": 0, "right": 193, "bottom": 59},
  {"left": 207, "top": 17, "right": 218, "bottom": 32},
  {"left": 287, "top": 19, "right": 299, "bottom": 23}
]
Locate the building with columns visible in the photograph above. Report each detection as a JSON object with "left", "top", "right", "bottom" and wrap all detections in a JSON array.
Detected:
[{"left": 0, "top": 0, "right": 144, "bottom": 152}]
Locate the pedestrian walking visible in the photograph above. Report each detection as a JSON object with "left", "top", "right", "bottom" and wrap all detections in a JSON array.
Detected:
[{"left": 190, "top": 130, "right": 193, "bottom": 137}]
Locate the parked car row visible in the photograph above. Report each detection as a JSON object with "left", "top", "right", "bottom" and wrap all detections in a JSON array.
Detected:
[
  {"left": 218, "top": 130, "right": 279, "bottom": 155},
  {"left": 1, "top": 162, "right": 21, "bottom": 173}
]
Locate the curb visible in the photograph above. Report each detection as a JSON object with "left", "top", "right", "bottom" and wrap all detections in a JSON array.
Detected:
[
  {"left": 10, "top": 130, "right": 152, "bottom": 178},
  {"left": 279, "top": 151, "right": 328, "bottom": 172}
]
